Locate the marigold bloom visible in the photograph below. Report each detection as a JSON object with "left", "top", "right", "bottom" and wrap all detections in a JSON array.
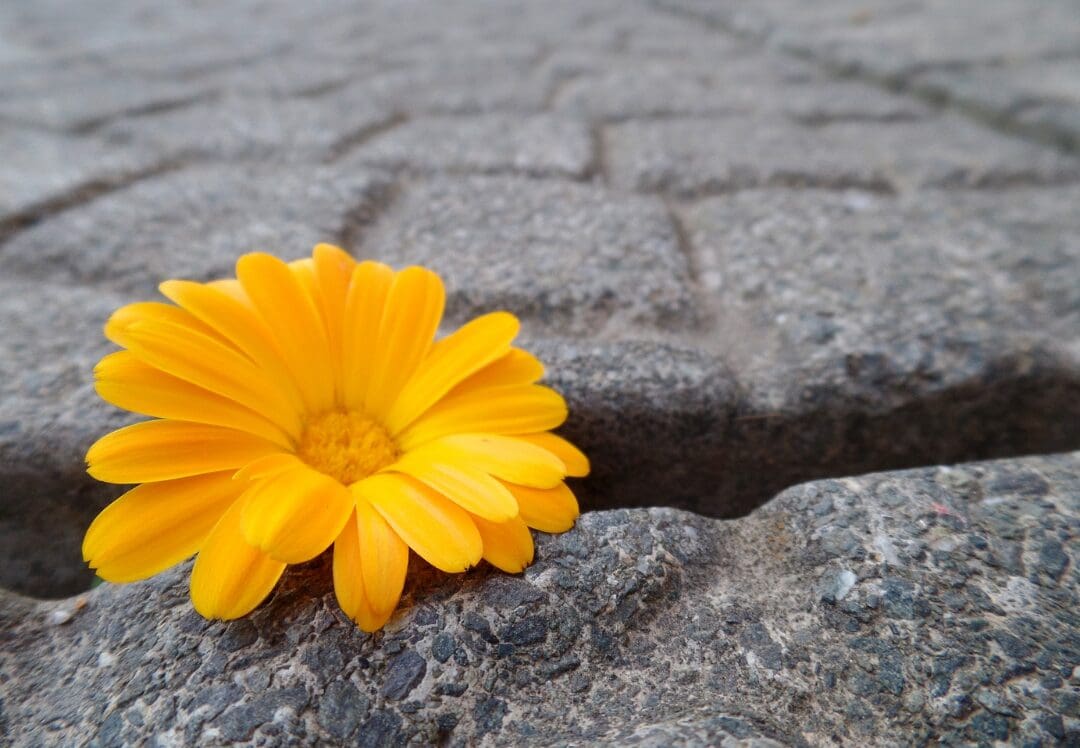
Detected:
[{"left": 83, "top": 244, "right": 588, "bottom": 631}]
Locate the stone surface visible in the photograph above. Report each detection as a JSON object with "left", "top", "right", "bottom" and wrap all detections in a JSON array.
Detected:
[
  {"left": 608, "top": 114, "right": 1080, "bottom": 196},
  {"left": 3, "top": 0, "right": 1080, "bottom": 745},
  {"left": 0, "top": 163, "right": 394, "bottom": 295},
  {"left": 2, "top": 453, "right": 1077, "bottom": 746},
  {"left": 346, "top": 115, "right": 594, "bottom": 178},
  {"left": 0, "top": 128, "right": 162, "bottom": 223},
  {"left": 100, "top": 94, "right": 396, "bottom": 164},
  {"left": 657, "top": 0, "right": 1080, "bottom": 152},
  {"left": 360, "top": 176, "right": 698, "bottom": 335}
]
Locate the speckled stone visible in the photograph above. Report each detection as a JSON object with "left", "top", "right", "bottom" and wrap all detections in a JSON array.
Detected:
[
  {"left": 607, "top": 114, "right": 1080, "bottom": 196},
  {"left": 360, "top": 176, "right": 698, "bottom": 335},
  {"left": 2, "top": 453, "right": 1076, "bottom": 746},
  {"left": 0, "top": 163, "right": 395, "bottom": 295},
  {"left": 341, "top": 114, "right": 594, "bottom": 178}
]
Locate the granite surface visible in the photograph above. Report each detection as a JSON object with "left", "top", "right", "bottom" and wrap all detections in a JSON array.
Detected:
[{"left": 2, "top": 0, "right": 1078, "bottom": 745}]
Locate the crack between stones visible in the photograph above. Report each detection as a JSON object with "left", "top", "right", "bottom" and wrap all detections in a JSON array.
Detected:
[
  {"left": 648, "top": 0, "right": 1080, "bottom": 155},
  {"left": 322, "top": 112, "right": 410, "bottom": 163},
  {"left": 0, "top": 160, "right": 185, "bottom": 249}
]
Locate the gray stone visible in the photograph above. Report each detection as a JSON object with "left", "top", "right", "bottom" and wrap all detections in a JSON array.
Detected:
[
  {"left": 362, "top": 175, "right": 698, "bottom": 335},
  {"left": 608, "top": 114, "right": 1079, "bottom": 196},
  {"left": 342, "top": 114, "right": 594, "bottom": 178},
  {"left": 3, "top": 453, "right": 1078, "bottom": 745},
  {"left": 0, "top": 163, "right": 394, "bottom": 295},
  {"left": 0, "top": 128, "right": 162, "bottom": 223},
  {"left": 555, "top": 54, "right": 927, "bottom": 124},
  {"left": 0, "top": 71, "right": 205, "bottom": 132},
  {"left": 100, "top": 94, "right": 396, "bottom": 163}
]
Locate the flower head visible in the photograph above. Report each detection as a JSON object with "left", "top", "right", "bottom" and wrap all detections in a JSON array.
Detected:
[{"left": 83, "top": 245, "right": 588, "bottom": 631}]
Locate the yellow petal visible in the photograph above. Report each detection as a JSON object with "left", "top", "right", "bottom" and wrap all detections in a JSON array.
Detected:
[
  {"left": 95, "top": 351, "right": 293, "bottom": 448},
  {"left": 445, "top": 348, "right": 545, "bottom": 397},
  {"left": 389, "top": 456, "right": 518, "bottom": 521},
  {"left": 398, "top": 384, "right": 568, "bottom": 452},
  {"left": 514, "top": 432, "right": 590, "bottom": 477},
  {"left": 355, "top": 473, "right": 481, "bottom": 573},
  {"left": 505, "top": 480, "right": 580, "bottom": 534},
  {"left": 104, "top": 301, "right": 227, "bottom": 348},
  {"left": 472, "top": 514, "right": 535, "bottom": 573},
  {"left": 406, "top": 433, "right": 565, "bottom": 488},
  {"left": 240, "top": 465, "right": 354, "bottom": 564},
  {"left": 342, "top": 260, "right": 394, "bottom": 409},
  {"left": 159, "top": 279, "right": 306, "bottom": 416},
  {"left": 364, "top": 266, "right": 445, "bottom": 419},
  {"left": 355, "top": 498, "right": 409, "bottom": 616},
  {"left": 333, "top": 511, "right": 394, "bottom": 632},
  {"left": 87, "top": 420, "right": 282, "bottom": 484},
  {"left": 233, "top": 452, "right": 303, "bottom": 482},
  {"left": 237, "top": 252, "right": 335, "bottom": 414},
  {"left": 313, "top": 244, "right": 357, "bottom": 399},
  {"left": 113, "top": 317, "right": 303, "bottom": 438},
  {"left": 190, "top": 496, "right": 286, "bottom": 619},
  {"left": 83, "top": 471, "right": 241, "bottom": 583},
  {"left": 385, "top": 311, "right": 520, "bottom": 435}
]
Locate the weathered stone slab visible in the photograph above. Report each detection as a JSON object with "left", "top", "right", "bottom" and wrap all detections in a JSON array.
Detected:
[
  {"left": 0, "top": 163, "right": 394, "bottom": 294},
  {"left": 361, "top": 176, "right": 698, "bottom": 335},
  {"left": 2, "top": 452, "right": 1076, "bottom": 746},
  {"left": 343, "top": 115, "right": 594, "bottom": 178},
  {"left": 0, "top": 128, "right": 161, "bottom": 222},
  {"left": 0, "top": 72, "right": 205, "bottom": 132},
  {"left": 0, "top": 281, "right": 134, "bottom": 598},
  {"left": 100, "top": 94, "right": 395, "bottom": 163},
  {"left": 554, "top": 54, "right": 926, "bottom": 123},
  {"left": 681, "top": 186, "right": 1080, "bottom": 375},
  {"left": 608, "top": 114, "right": 1079, "bottom": 196}
]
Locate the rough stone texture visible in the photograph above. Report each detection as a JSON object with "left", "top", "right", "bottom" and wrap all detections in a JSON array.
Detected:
[
  {"left": 99, "top": 94, "right": 397, "bottom": 164},
  {"left": 346, "top": 115, "right": 594, "bottom": 178},
  {"left": 361, "top": 176, "right": 698, "bottom": 335},
  {"left": 3, "top": 0, "right": 1080, "bottom": 745},
  {"left": 0, "top": 128, "right": 162, "bottom": 222},
  {"left": 608, "top": 115, "right": 1080, "bottom": 197},
  {"left": 657, "top": 0, "right": 1080, "bottom": 152},
  {"left": 0, "top": 163, "right": 395, "bottom": 295},
  {"left": 2, "top": 453, "right": 1077, "bottom": 746}
]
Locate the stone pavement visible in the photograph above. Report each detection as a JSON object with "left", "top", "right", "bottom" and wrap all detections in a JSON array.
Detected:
[{"left": 0, "top": 0, "right": 1077, "bottom": 745}]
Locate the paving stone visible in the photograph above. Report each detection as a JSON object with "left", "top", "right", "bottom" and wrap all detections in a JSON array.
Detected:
[
  {"left": 340, "top": 60, "right": 551, "bottom": 115},
  {"left": 656, "top": 0, "right": 1080, "bottom": 150},
  {"left": 100, "top": 94, "right": 395, "bottom": 163},
  {"left": 681, "top": 187, "right": 1080, "bottom": 374},
  {"left": 361, "top": 176, "right": 698, "bottom": 335},
  {"left": 0, "top": 128, "right": 162, "bottom": 221},
  {"left": 608, "top": 114, "right": 1080, "bottom": 196},
  {"left": 0, "top": 71, "right": 207, "bottom": 132},
  {"left": 555, "top": 53, "right": 926, "bottom": 123},
  {"left": 0, "top": 163, "right": 394, "bottom": 294},
  {"left": 0, "top": 281, "right": 133, "bottom": 598},
  {"left": 915, "top": 59, "right": 1080, "bottom": 151},
  {"left": 2, "top": 453, "right": 1077, "bottom": 745},
  {"left": 344, "top": 114, "right": 593, "bottom": 178}
]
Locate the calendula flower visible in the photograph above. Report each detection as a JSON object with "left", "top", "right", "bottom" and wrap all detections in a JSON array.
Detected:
[{"left": 82, "top": 244, "right": 588, "bottom": 631}]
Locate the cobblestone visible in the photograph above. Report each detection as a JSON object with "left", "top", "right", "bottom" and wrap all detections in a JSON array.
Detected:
[{"left": 2, "top": 0, "right": 1079, "bottom": 744}]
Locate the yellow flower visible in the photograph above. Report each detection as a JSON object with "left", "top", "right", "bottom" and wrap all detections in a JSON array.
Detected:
[{"left": 82, "top": 244, "right": 588, "bottom": 631}]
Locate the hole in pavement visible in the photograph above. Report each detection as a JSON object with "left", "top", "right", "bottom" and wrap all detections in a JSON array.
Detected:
[{"left": 3, "top": 350, "right": 1079, "bottom": 600}]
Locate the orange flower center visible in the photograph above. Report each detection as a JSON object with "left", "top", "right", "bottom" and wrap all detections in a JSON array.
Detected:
[{"left": 297, "top": 410, "right": 399, "bottom": 485}]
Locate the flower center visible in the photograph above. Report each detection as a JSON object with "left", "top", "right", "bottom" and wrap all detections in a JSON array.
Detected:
[{"left": 297, "top": 410, "right": 399, "bottom": 485}]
